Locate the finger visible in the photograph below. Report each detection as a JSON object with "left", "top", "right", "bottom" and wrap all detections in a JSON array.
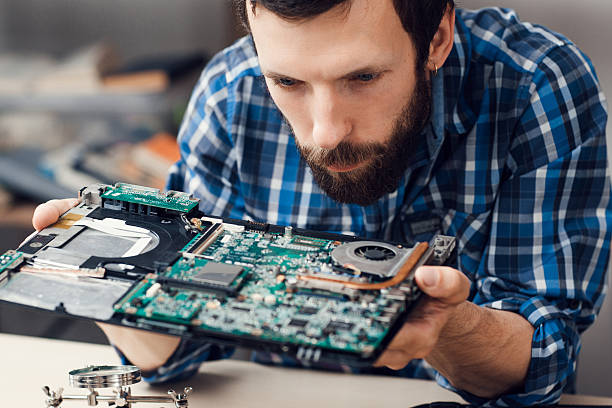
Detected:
[
  {"left": 382, "top": 317, "right": 441, "bottom": 358},
  {"left": 414, "top": 266, "right": 470, "bottom": 305},
  {"left": 32, "top": 198, "right": 79, "bottom": 231},
  {"left": 374, "top": 349, "right": 412, "bottom": 370}
]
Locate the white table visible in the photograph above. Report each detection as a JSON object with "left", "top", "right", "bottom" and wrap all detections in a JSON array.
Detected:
[{"left": 2, "top": 333, "right": 612, "bottom": 407}]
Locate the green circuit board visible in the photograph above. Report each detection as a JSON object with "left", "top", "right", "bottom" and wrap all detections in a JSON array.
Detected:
[
  {"left": 114, "top": 228, "right": 419, "bottom": 356},
  {"left": 2, "top": 183, "right": 455, "bottom": 365},
  {"left": 0, "top": 250, "right": 24, "bottom": 279},
  {"left": 101, "top": 183, "right": 199, "bottom": 213}
]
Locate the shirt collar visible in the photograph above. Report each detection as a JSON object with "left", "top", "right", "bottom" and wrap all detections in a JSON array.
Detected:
[{"left": 427, "top": 71, "right": 446, "bottom": 157}]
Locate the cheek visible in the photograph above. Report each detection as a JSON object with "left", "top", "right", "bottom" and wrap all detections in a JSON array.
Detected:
[
  {"left": 345, "top": 90, "right": 406, "bottom": 144},
  {"left": 351, "top": 101, "right": 394, "bottom": 142},
  {"left": 266, "top": 83, "right": 314, "bottom": 144},
  {"left": 371, "top": 77, "right": 419, "bottom": 139}
]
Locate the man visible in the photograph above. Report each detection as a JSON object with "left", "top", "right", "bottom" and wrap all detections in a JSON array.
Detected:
[{"left": 33, "top": 0, "right": 610, "bottom": 406}]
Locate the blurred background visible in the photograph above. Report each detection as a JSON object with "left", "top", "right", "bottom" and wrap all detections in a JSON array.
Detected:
[{"left": 0, "top": 0, "right": 610, "bottom": 398}]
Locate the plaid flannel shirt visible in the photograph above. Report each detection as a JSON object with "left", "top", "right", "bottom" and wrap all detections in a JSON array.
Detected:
[{"left": 124, "top": 7, "right": 611, "bottom": 407}]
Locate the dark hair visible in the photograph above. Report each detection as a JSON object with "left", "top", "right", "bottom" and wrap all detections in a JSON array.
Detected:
[{"left": 233, "top": 0, "right": 455, "bottom": 67}]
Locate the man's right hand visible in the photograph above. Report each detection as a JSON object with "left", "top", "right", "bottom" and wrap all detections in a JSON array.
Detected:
[
  {"left": 32, "top": 198, "right": 80, "bottom": 231},
  {"left": 30, "top": 198, "right": 182, "bottom": 371}
]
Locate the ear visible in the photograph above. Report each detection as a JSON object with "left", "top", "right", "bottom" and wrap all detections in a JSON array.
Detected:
[{"left": 427, "top": 5, "right": 455, "bottom": 74}]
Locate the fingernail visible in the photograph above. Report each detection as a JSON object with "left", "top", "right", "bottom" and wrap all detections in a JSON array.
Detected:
[{"left": 420, "top": 268, "right": 438, "bottom": 287}]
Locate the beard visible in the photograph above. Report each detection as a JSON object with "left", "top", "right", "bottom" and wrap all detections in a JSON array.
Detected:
[{"left": 293, "top": 69, "right": 432, "bottom": 206}]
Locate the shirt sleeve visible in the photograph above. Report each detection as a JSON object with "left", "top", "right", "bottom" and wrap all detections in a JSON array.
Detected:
[
  {"left": 113, "top": 338, "right": 235, "bottom": 384},
  {"left": 130, "top": 52, "right": 245, "bottom": 384},
  {"left": 166, "top": 50, "right": 247, "bottom": 220},
  {"left": 438, "top": 44, "right": 611, "bottom": 406}
]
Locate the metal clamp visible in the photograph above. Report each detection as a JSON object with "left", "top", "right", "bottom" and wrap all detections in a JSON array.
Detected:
[{"left": 43, "top": 365, "right": 192, "bottom": 408}]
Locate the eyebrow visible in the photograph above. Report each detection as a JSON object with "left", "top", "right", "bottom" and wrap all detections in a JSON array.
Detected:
[{"left": 262, "top": 65, "right": 389, "bottom": 81}]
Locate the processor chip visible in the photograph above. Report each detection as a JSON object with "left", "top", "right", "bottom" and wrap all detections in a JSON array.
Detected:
[
  {"left": 289, "top": 318, "right": 308, "bottom": 328},
  {"left": 191, "top": 262, "right": 243, "bottom": 287}
]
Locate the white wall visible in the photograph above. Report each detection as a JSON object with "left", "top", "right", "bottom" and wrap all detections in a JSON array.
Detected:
[
  {"left": 0, "top": 0, "right": 236, "bottom": 58},
  {"left": 460, "top": 0, "right": 612, "bottom": 397},
  {"left": 0, "top": 2, "right": 7, "bottom": 50}
]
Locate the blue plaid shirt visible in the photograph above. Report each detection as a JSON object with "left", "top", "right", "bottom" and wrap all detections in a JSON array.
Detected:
[{"left": 135, "top": 7, "right": 611, "bottom": 407}]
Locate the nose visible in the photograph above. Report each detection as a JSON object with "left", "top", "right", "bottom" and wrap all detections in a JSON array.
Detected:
[{"left": 310, "top": 90, "right": 352, "bottom": 150}]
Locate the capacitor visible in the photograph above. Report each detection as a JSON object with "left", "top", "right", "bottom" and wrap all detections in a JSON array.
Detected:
[
  {"left": 206, "top": 300, "right": 221, "bottom": 309},
  {"left": 145, "top": 283, "right": 162, "bottom": 298},
  {"left": 264, "top": 295, "right": 276, "bottom": 305}
]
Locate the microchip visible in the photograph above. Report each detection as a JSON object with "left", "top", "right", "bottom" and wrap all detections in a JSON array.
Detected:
[
  {"left": 292, "top": 236, "right": 325, "bottom": 247},
  {"left": 325, "top": 321, "right": 354, "bottom": 332},
  {"left": 298, "top": 306, "right": 318, "bottom": 315},
  {"left": 289, "top": 318, "right": 308, "bottom": 328},
  {"left": 191, "top": 262, "right": 243, "bottom": 287}
]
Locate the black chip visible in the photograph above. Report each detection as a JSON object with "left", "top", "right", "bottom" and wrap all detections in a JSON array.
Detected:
[
  {"left": 325, "top": 321, "right": 354, "bottom": 332},
  {"left": 191, "top": 262, "right": 243, "bottom": 287},
  {"left": 232, "top": 306, "right": 252, "bottom": 313},
  {"left": 289, "top": 318, "right": 308, "bottom": 328},
  {"left": 299, "top": 306, "right": 318, "bottom": 315}
]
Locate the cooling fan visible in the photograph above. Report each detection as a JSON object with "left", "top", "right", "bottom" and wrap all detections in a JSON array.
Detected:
[{"left": 331, "top": 241, "right": 414, "bottom": 278}]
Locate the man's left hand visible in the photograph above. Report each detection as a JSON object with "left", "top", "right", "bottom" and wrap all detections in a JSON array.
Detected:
[{"left": 375, "top": 265, "right": 471, "bottom": 369}]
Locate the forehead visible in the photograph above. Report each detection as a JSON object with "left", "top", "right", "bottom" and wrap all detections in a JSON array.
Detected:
[{"left": 247, "top": 0, "right": 415, "bottom": 79}]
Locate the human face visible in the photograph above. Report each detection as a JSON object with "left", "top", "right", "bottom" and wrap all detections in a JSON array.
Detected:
[{"left": 248, "top": 0, "right": 432, "bottom": 205}]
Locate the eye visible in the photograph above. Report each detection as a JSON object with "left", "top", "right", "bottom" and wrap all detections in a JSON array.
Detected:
[
  {"left": 353, "top": 72, "right": 380, "bottom": 83},
  {"left": 273, "top": 77, "right": 299, "bottom": 88}
]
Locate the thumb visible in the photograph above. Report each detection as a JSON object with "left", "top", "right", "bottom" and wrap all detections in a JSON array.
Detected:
[
  {"left": 32, "top": 198, "right": 80, "bottom": 231},
  {"left": 414, "top": 266, "right": 470, "bottom": 305}
]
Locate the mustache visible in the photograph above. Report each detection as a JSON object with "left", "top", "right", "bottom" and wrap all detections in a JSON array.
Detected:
[{"left": 299, "top": 141, "right": 387, "bottom": 168}]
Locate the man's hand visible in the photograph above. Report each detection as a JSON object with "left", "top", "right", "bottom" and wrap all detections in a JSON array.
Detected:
[
  {"left": 375, "top": 265, "right": 533, "bottom": 399},
  {"left": 32, "top": 198, "right": 80, "bottom": 231},
  {"left": 31, "top": 199, "right": 182, "bottom": 371},
  {"left": 375, "top": 266, "right": 470, "bottom": 369}
]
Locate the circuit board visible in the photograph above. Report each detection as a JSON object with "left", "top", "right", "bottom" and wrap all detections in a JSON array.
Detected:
[
  {"left": 101, "top": 182, "right": 199, "bottom": 214},
  {"left": 0, "top": 250, "right": 24, "bottom": 282},
  {"left": 0, "top": 183, "right": 455, "bottom": 365}
]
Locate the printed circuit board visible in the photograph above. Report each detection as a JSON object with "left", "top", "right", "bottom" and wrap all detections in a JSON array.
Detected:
[{"left": 0, "top": 183, "right": 455, "bottom": 365}]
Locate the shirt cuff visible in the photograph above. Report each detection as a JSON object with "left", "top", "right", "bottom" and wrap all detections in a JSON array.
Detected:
[
  {"left": 113, "top": 337, "right": 235, "bottom": 384},
  {"left": 434, "top": 296, "right": 580, "bottom": 407}
]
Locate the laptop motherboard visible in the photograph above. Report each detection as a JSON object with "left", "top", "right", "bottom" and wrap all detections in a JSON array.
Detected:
[{"left": 0, "top": 183, "right": 455, "bottom": 366}]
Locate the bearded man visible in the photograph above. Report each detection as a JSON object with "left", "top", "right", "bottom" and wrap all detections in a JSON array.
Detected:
[{"left": 33, "top": 1, "right": 611, "bottom": 406}]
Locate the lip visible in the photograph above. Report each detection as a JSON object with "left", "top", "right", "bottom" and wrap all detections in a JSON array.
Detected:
[{"left": 327, "top": 161, "right": 365, "bottom": 173}]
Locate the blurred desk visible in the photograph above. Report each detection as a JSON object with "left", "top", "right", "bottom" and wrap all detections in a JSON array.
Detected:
[{"left": 2, "top": 333, "right": 612, "bottom": 407}]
